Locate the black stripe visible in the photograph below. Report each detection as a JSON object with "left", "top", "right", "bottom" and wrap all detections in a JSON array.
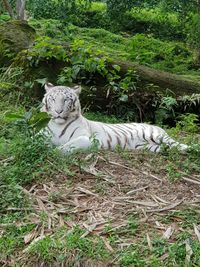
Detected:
[
  {"left": 68, "top": 126, "right": 80, "bottom": 140},
  {"left": 116, "top": 135, "right": 121, "bottom": 146},
  {"left": 168, "top": 141, "right": 176, "bottom": 146},
  {"left": 135, "top": 143, "right": 147, "bottom": 149},
  {"left": 102, "top": 125, "right": 108, "bottom": 135},
  {"left": 45, "top": 98, "right": 48, "bottom": 111},
  {"left": 124, "top": 136, "right": 128, "bottom": 149},
  {"left": 107, "top": 124, "right": 127, "bottom": 138},
  {"left": 114, "top": 124, "right": 129, "bottom": 135},
  {"left": 73, "top": 98, "right": 77, "bottom": 106},
  {"left": 150, "top": 127, "right": 159, "bottom": 145},
  {"left": 142, "top": 128, "right": 149, "bottom": 143},
  {"left": 106, "top": 125, "right": 121, "bottom": 137},
  {"left": 47, "top": 126, "right": 53, "bottom": 134},
  {"left": 107, "top": 139, "right": 111, "bottom": 149},
  {"left": 109, "top": 125, "right": 131, "bottom": 149},
  {"left": 148, "top": 144, "right": 154, "bottom": 151},
  {"left": 122, "top": 125, "right": 134, "bottom": 140},
  {"left": 154, "top": 145, "right": 160, "bottom": 152},
  {"left": 59, "top": 115, "right": 78, "bottom": 138},
  {"left": 107, "top": 132, "right": 113, "bottom": 142}
]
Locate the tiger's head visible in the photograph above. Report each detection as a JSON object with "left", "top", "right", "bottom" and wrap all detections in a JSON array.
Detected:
[{"left": 41, "top": 83, "right": 81, "bottom": 124}]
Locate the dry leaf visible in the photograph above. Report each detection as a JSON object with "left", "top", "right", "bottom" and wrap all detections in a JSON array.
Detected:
[
  {"left": 76, "top": 186, "right": 98, "bottom": 196},
  {"left": 146, "top": 233, "right": 153, "bottom": 251},
  {"left": 193, "top": 224, "right": 200, "bottom": 242},
  {"left": 185, "top": 239, "right": 193, "bottom": 265},
  {"left": 101, "top": 237, "right": 114, "bottom": 252},
  {"left": 23, "top": 235, "right": 46, "bottom": 253},
  {"left": 24, "top": 229, "right": 37, "bottom": 244},
  {"left": 162, "top": 226, "right": 173, "bottom": 239}
]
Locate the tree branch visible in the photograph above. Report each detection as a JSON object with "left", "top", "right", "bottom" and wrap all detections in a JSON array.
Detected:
[{"left": 2, "top": 0, "right": 15, "bottom": 19}]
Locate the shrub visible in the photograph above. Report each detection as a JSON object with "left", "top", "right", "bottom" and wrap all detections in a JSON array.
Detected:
[
  {"left": 122, "top": 7, "right": 184, "bottom": 40},
  {"left": 129, "top": 34, "right": 192, "bottom": 73}
]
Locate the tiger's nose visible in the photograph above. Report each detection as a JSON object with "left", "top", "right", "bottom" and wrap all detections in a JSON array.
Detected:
[{"left": 55, "top": 109, "right": 63, "bottom": 114}]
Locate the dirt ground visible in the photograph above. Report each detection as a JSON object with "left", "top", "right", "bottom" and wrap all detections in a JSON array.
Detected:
[{"left": 5, "top": 150, "right": 200, "bottom": 266}]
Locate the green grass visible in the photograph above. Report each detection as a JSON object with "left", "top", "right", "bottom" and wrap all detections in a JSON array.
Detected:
[
  {"left": 29, "top": 226, "right": 110, "bottom": 261},
  {"left": 0, "top": 101, "right": 200, "bottom": 265}
]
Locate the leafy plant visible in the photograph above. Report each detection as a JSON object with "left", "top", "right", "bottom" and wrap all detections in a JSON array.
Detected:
[
  {"left": 176, "top": 113, "right": 199, "bottom": 133},
  {"left": 155, "top": 96, "right": 178, "bottom": 125},
  {"left": 179, "top": 93, "right": 200, "bottom": 110},
  {"left": 27, "top": 0, "right": 91, "bottom": 20},
  {"left": 27, "top": 36, "right": 68, "bottom": 66},
  {"left": 4, "top": 108, "right": 50, "bottom": 134},
  {"left": 130, "top": 34, "right": 191, "bottom": 72}
]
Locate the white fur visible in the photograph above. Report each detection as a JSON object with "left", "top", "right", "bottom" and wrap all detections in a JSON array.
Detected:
[{"left": 40, "top": 84, "right": 188, "bottom": 154}]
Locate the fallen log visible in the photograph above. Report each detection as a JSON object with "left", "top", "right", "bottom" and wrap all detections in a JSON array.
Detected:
[{"left": 111, "top": 60, "right": 200, "bottom": 95}]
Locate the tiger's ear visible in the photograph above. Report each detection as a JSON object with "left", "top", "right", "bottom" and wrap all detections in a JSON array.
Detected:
[
  {"left": 73, "top": 85, "right": 81, "bottom": 96},
  {"left": 44, "top": 83, "right": 54, "bottom": 92}
]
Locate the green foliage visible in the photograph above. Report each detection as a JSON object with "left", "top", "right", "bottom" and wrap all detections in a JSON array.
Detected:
[
  {"left": 159, "top": 0, "right": 199, "bottom": 14},
  {"left": 176, "top": 113, "right": 199, "bottom": 133},
  {"left": 84, "top": 111, "right": 124, "bottom": 123},
  {"left": 29, "top": 226, "right": 110, "bottom": 261},
  {"left": 118, "top": 236, "right": 200, "bottom": 267},
  {"left": 30, "top": 19, "right": 65, "bottom": 39},
  {"left": 66, "top": 25, "right": 130, "bottom": 59},
  {"left": 125, "top": 7, "right": 184, "bottom": 40},
  {"left": 0, "top": 14, "right": 10, "bottom": 23},
  {"left": 0, "top": 66, "right": 24, "bottom": 96},
  {"left": 27, "top": 36, "right": 68, "bottom": 65},
  {"left": 27, "top": 0, "right": 91, "bottom": 20},
  {"left": 90, "top": 1, "right": 107, "bottom": 12},
  {"left": 0, "top": 225, "right": 35, "bottom": 258},
  {"left": 155, "top": 96, "right": 178, "bottom": 125},
  {"left": 179, "top": 93, "right": 200, "bottom": 110},
  {"left": 4, "top": 109, "right": 50, "bottom": 134},
  {"left": 130, "top": 34, "right": 192, "bottom": 73},
  {"left": 187, "top": 13, "right": 200, "bottom": 63},
  {"left": 55, "top": 38, "right": 129, "bottom": 90}
]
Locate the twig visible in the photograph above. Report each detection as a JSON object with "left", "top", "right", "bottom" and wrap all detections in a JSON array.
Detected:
[
  {"left": 141, "top": 171, "right": 163, "bottom": 182},
  {"left": 146, "top": 199, "right": 184, "bottom": 213},
  {"left": 146, "top": 233, "right": 153, "bottom": 251},
  {"left": 182, "top": 177, "right": 200, "bottom": 185},
  {"left": 76, "top": 186, "right": 98, "bottom": 197},
  {"left": 125, "top": 200, "right": 158, "bottom": 207},
  {"left": 126, "top": 186, "right": 149, "bottom": 195},
  {"left": 99, "top": 156, "right": 133, "bottom": 171}
]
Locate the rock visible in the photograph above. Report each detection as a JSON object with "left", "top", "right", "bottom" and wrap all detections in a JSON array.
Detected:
[{"left": 0, "top": 20, "right": 36, "bottom": 65}]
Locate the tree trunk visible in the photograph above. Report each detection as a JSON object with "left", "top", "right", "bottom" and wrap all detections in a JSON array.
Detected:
[
  {"left": 111, "top": 60, "right": 200, "bottom": 95},
  {"left": 2, "top": 0, "right": 15, "bottom": 19},
  {"left": 16, "top": 0, "right": 26, "bottom": 20}
]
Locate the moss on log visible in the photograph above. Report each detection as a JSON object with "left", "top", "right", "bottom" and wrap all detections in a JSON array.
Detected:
[
  {"left": 112, "top": 60, "right": 200, "bottom": 95},
  {"left": 0, "top": 20, "right": 35, "bottom": 65}
]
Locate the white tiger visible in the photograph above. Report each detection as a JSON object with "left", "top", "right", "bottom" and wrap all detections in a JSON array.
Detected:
[{"left": 40, "top": 83, "right": 188, "bottom": 154}]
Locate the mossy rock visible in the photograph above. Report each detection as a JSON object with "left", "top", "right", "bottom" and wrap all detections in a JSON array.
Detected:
[{"left": 0, "top": 20, "right": 36, "bottom": 65}]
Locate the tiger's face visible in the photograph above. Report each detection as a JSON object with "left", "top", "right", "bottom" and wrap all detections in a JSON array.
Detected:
[{"left": 41, "top": 83, "right": 81, "bottom": 124}]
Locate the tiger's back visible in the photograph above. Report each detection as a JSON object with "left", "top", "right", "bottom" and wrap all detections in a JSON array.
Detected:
[{"left": 85, "top": 120, "right": 185, "bottom": 152}]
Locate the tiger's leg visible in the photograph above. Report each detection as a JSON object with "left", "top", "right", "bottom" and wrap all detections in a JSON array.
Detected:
[
  {"left": 146, "top": 134, "right": 188, "bottom": 153},
  {"left": 58, "top": 136, "right": 92, "bottom": 154}
]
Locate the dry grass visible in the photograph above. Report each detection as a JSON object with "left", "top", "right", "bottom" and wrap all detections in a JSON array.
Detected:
[{"left": 1, "top": 150, "right": 199, "bottom": 266}]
